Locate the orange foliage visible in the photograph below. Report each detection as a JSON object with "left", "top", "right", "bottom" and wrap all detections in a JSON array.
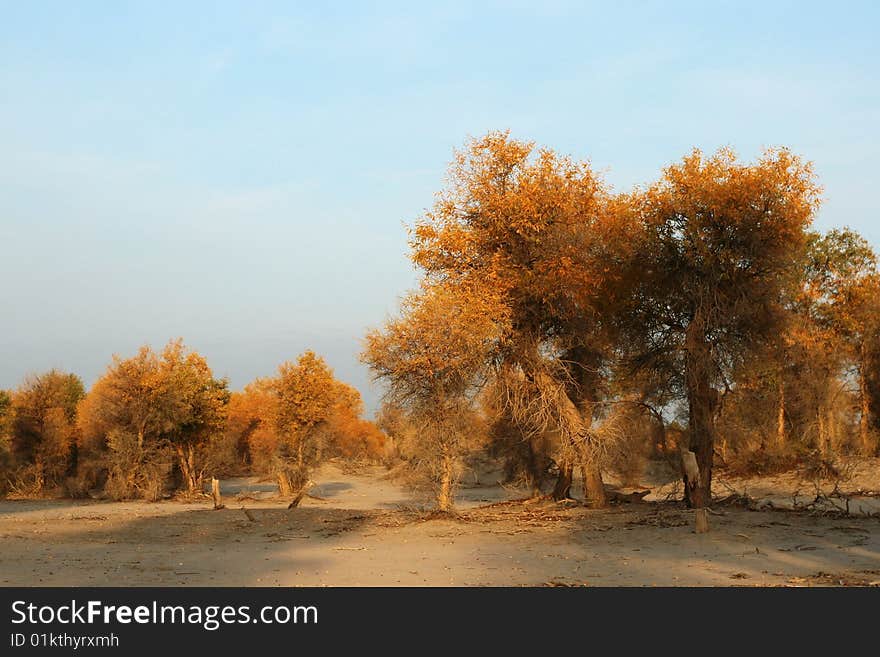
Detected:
[
  {"left": 10, "top": 371, "right": 85, "bottom": 490},
  {"left": 227, "top": 353, "right": 383, "bottom": 473},
  {"left": 77, "top": 340, "right": 229, "bottom": 492},
  {"left": 410, "top": 131, "right": 629, "bottom": 327},
  {"left": 226, "top": 378, "right": 277, "bottom": 470}
]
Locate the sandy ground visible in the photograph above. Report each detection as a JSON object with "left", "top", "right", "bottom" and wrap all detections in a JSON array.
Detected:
[{"left": 1, "top": 462, "right": 878, "bottom": 587}]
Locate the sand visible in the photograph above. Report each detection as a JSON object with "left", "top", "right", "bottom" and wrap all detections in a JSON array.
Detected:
[{"left": 0, "top": 461, "right": 878, "bottom": 587}]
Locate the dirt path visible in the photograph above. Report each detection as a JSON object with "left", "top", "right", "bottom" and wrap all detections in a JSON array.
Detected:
[{"left": 0, "top": 464, "right": 878, "bottom": 586}]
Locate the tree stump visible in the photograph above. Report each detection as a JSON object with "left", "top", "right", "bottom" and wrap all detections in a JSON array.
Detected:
[{"left": 211, "top": 477, "right": 224, "bottom": 510}]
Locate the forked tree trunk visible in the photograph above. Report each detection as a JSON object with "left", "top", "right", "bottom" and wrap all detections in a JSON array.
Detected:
[
  {"left": 684, "top": 321, "right": 717, "bottom": 509},
  {"left": 176, "top": 445, "right": 198, "bottom": 493},
  {"left": 277, "top": 471, "right": 293, "bottom": 497},
  {"left": 522, "top": 360, "right": 608, "bottom": 505},
  {"left": 555, "top": 395, "right": 607, "bottom": 506}
]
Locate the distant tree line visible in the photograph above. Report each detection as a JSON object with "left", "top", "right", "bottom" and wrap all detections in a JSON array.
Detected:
[
  {"left": 0, "top": 343, "right": 386, "bottom": 501},
  {"left": 364, "top": 132, "right": 880, "bottom": 513}
]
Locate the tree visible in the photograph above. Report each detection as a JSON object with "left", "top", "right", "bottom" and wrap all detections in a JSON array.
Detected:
[
  {"left": 78, "top": 340, "right": 228, "bottom": 496},
  {"left": 802, "top": 229, "right": 879, "bottom": 455},
  {"left": 363, "top": 279, "right": 509, "bottom": 510},
  {"left": 714, "top": 336, "right": 801, "bottom": 468},
  {"left": 408, "top": 131, "right": 632, "bottom": 505},
  {"left": 375, "top": 401, "right": 415, "bottom": 463},
  {"left": 272, "top": 351, "right": 338, "bottom": 501},
  {"left": 867, "top": 327, "right": 880, "bottom": 446},
  {"left": 622, "top": 147, "right": 820, "bottom": 509},
  {"left": 0, "top": 390, "right": 13, "bottom": 495},
  {"left": 225, "top": 355, "right": 375, "bottom": 497},
  {"left": 157, "top": 340, "right": 229, "bottom": 492},
  {"left": 78, "top": 345, "right": 165, "bottom": 453},
  {"left": 847, "top": 275, "right": 880, "bottom": 455},
  {"left": 321, "top": 383, "right": 387, "bottom": 461},
  {"left": 77, "top": 345, "right": 169, "bottom": 499},
  {"left": 225, "top": 378, "right": 277, "bottom": 469},
  {"left": 9, "top": 370, "right": 85, "bottom": 492}
]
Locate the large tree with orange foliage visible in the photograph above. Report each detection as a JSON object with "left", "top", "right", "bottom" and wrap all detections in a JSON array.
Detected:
[
  {"left": 621, "top": 147, "right": 820, "bottom": 510},
  {"left": 407, "top": 131, "right": 633, "bottom": 505}
]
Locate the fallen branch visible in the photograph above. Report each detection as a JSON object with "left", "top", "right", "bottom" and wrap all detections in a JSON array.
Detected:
[
  {"left": 287, "top": 480, "right": 315, "bottom": 509},
  {"left": 606, "top": 489, "right": 651, "bottom": 504}
]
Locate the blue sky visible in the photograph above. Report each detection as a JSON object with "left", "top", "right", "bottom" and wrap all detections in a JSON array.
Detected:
[{"left": 1, "top": 1, "right": 878, "bottom": 410}]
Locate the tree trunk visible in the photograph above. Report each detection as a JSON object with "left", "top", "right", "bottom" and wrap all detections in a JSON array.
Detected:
[
  {"left": 577, "top": 400, "right": 606, "bottom": 508},
  {"left": 827, "top": 406, "right": 838, "bottom": 453},
  {"left": 552, "top": 461, "right": 573, "bottom": 500},
  {"left": 66, "top": 439, "right": 79, "bottom": 478},
  {"left": 277, "top": 471, "right": 293, "bottom": 497},
  {"left": 34, "top": 458, "right": 45, "bottom": 493},
  {"left": 817, "top": 407, "right": 827, "bottom": 457},
  {"left": 776, "top": 373, "right": 786, "bottom": 449},
  {"left": 187, "top": 445, "right": 197, "bottom": 491},
  {"left": 523, "top": 439, "right": 543, "bottom": 496},
  {"left": 437, "top": 450, "right": 454, "bottom": 512},
  {"left": 581, "top": 459, "right": 607, "bottom": 508},
  {"left": 859, "top": 354, "right": 873, "bottom": 455},
  {"left": 651, "top": 416, "right": 668, "bottom": 456},
  {"left": 554, "top": 391, "right": 605, "bottom": 504},
  {"left": 684, "top": 321, "right": 717, "bottom": 509},
  {"left": 176, "top": 445, "right": 198, "bottom": 493}
]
